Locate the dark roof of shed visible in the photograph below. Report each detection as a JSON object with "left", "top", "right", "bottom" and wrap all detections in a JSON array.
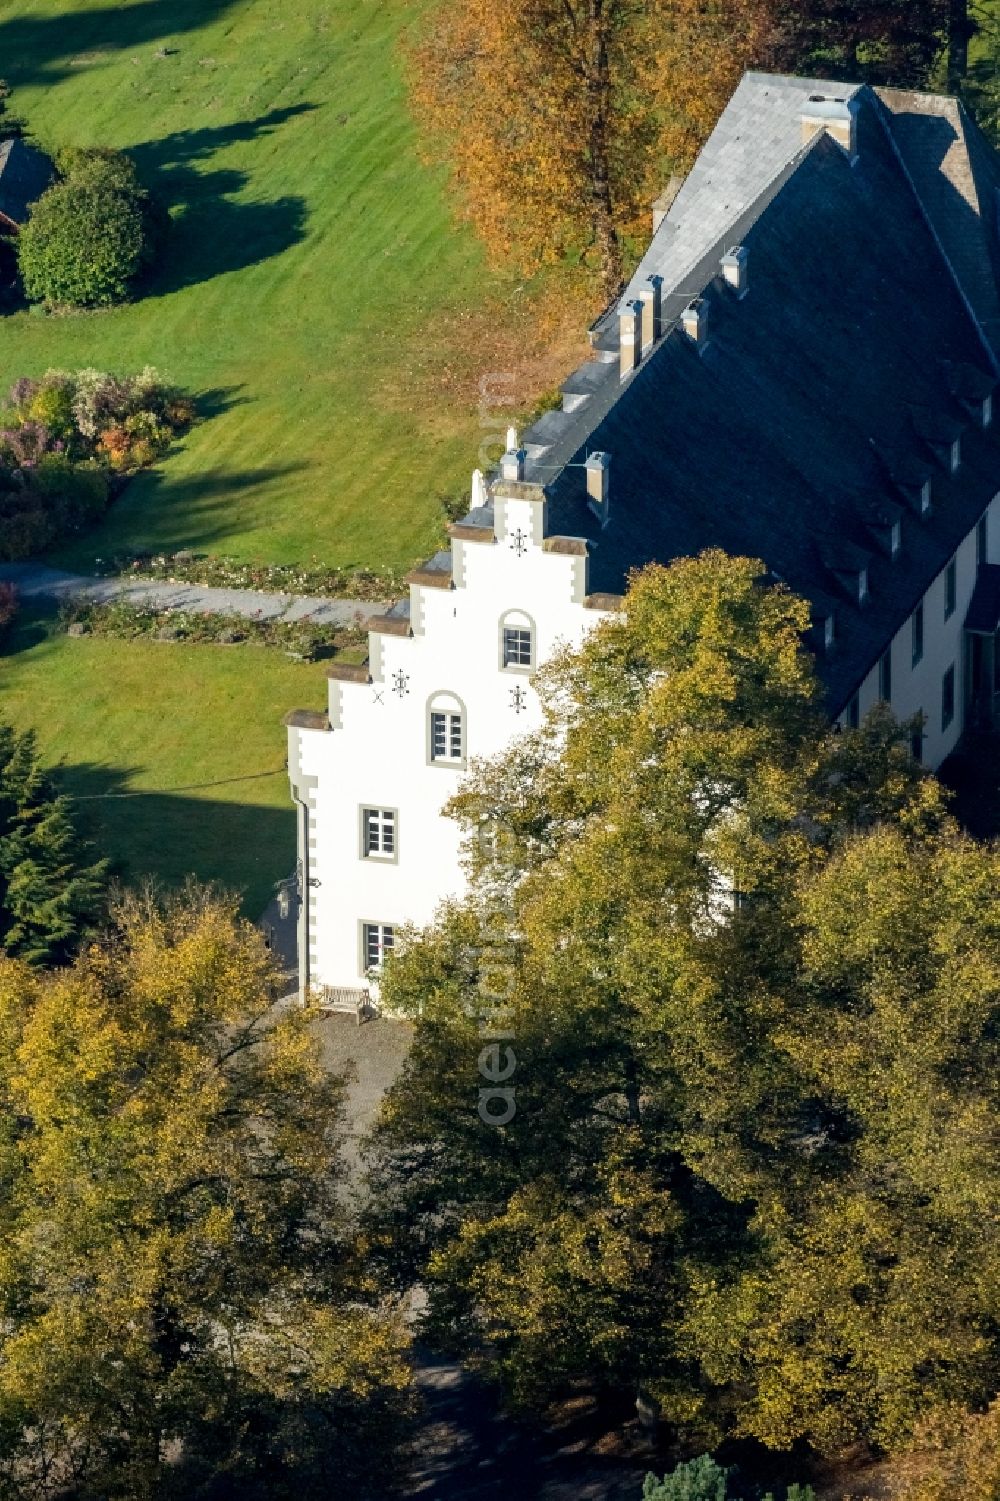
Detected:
[
  {"left": 540, "top": 108, "right": 1000, "bottom": 714},
  {"left": 0, "top": 138, "right": 53, "bottom": 225}
]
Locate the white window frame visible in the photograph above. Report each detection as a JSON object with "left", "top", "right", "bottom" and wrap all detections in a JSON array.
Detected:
[
  {"left": 359, "top": 805, "right": 398, "bottom": 863},
  {"left": 911, "top": 601, "right": 924, "bottom": 668},
  {"left": 942, "top": 663, "right": 956, "bottom": 730},
  {"left": 498, "top": 609, "right": 536, "bottom": 673},
  {"left": 427, "top": 691, "right": 467, "bottom": 768},
  {"left": 359, "top": 920, "right": 395, "bottom": 974}
]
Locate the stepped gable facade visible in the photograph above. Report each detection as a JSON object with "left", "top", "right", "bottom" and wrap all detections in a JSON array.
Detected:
[{"left": 286, "top": 73, "right": 1000, "bottom": 1004}]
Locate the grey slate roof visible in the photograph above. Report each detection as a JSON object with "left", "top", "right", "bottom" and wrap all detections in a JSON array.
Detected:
[
  {"left": 0, "top": 138, "right": 53, "bottom": 226},
  {"left": 445, "top": 74, "right": 1000, "bottom": 716},
  {"left": 877, "top": 88, "right": 1000, "bottom": 361},
  {"left": 620, "top": 72, "right": 861, "bottom": 311}
]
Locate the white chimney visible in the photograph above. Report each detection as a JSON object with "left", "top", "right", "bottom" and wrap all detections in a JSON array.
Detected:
[
  {"left": 721, "top": 245, "right": 748, "bottom": 298},
  {"left": 800, "top": 95, "right": 858, "bottom": 161},
  {"left": 586, "top": 450, "right": 611, "bottom": 528},
  {"left": 499, "top": 436, "right": 526, "bottom": 483},
  {"left": 638, "top": 275, "right": 663, "bottom": 351},
  {"left": 681, "top": 300, "right": 708, "bottom": 349},
  {"left": 619, "top": 300, "right": 642, "bottom": 381}
]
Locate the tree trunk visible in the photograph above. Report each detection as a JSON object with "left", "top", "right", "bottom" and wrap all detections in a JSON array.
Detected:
[
  {"left": 586, "top": 0, "right": 623, "bottom": 300},
  {"left": 947, "top": 0, "right": 970, "bottom": 92}
]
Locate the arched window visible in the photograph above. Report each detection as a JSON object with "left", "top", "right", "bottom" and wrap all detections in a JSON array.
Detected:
[
  {"left": 427, "top": 691, "right": 466, "bottom": 768},
  {"left": 498, "top": 608, "right": 536, "bottom": 672}
]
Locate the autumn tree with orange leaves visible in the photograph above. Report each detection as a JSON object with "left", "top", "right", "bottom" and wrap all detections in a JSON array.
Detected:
[{"left": 409, "top": 0, "right": 950, "bottom": 298}]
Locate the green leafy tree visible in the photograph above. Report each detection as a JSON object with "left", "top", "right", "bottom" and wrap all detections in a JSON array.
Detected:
[
  {"left": 0, "top": 720, "right": 106, "bottom": 965},
  {"left": 17, "top": 148, "right": 158, "bottom": 309},
  {"left": 367, "top": 554, "right": 939, "bottom": 1438},
  {"left": 0, "top": 888, "right": 412, "bottom": 1500},
  {"left": 688, "top": 824, "right": 1000, "bottom": 1453}
]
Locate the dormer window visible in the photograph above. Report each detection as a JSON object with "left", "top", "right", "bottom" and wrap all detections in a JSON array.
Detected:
[
  {"left": 858, "top": 567, "right": 869, "bottom": 606},
  {"left": 950, "top": 437, "right": 961, "bottom": 473},
  {"left": 920, "top": 480, "right": 932, "bottom": 515},
  {"left": 890, "top": 520, "right": 901, "bottom": 558}
]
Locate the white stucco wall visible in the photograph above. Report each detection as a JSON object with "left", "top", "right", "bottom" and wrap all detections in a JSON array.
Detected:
[
  {"left": 842, "top": 492, "right": 998, "bottom": 765},
  {"left": 288, "top": 486, "right": 606, "bottom": 995}
]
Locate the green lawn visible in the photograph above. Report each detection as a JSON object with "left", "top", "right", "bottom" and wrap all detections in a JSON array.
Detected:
[
  {"left": 0, "top": 0, "right": 522, "bottom": 571},
  {"left": 0, "top": 609, "right": 329, "bottom": 914}
]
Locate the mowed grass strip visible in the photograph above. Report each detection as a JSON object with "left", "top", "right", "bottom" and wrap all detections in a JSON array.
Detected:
[
  {"left": 0, "top": 609, "right": 329, "bottom": 913},
  {"left": 0, "top": 0, "right": 520, "bottom": 570}
]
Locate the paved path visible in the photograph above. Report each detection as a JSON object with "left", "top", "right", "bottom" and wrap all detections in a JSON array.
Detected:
[{"left": 0, "top": 562, "right": 388, "bottom": 628}]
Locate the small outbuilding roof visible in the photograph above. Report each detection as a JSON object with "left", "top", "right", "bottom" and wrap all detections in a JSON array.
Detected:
[{"left": 0, "top": 137, "right": 54, "bottom": 227}]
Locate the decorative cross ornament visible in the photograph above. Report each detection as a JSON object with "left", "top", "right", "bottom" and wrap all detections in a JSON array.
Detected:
[
  {"left": 509, "top": 685, "right": 528, "bottom": 715},
  {"left": 509, "top": 526, "right": 529, "bottom": 558},
  {"left": 392, "top": 669, "right": 410, "bottom": 699}
]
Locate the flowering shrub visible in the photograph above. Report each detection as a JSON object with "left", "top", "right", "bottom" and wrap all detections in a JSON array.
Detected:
[
  {"left": 0, "top": 368, "right": 193, "bottom": 560},
  {"left": 61, "top": 597, "right": 368, "bottom": 661}
]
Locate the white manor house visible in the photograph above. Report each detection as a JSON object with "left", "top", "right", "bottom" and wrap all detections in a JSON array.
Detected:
[{"left": 286, "top": 71, "right": 1000, "bottom": 1004}]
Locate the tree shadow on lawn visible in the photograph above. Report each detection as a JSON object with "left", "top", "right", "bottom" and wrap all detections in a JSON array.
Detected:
[
  {"left": 53, "top": 761, "right": 296, "bottom": 917},
  {"left": 102, "top": 456, "right": 309, "bottom": 558},
  {"left": 70, "top": 459, "right": 311, "bottom": 563},
  {"left": 132, "top": 105, "right": 315, "bottom": 295},
  {"left": 0, "top": 0, "right": 243, "bottom": 91}
]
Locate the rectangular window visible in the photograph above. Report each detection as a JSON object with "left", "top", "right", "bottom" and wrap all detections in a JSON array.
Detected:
[
  {"left": 950, "top": 438, "right": 961, "bottom": 473},
  {"left": 978, "top": 513, "right": 989, "bottom": 566},
  {"left": 984, "top": 394, "right": 993, "bottom": 428},
  {"left": 431, "top": 710, "right": 463, "bottom": 763},
  {"left": 890, "top": 520, "right": 901, "bottom": 558},
  {"left": 879, "top": 647, "right": 892, "bottom": 704},
  {"left": 942, "top": 663, "right": 956, "bottom": 730},
  {"left": 361, "top": 921, "right": 394, "bottom": 972},
  {"left": 945, "top": 557, "right": 957, "bottom": 619},
  {"left": 846, "top": 692, "right": 860, "bottom": 730},
  {"left": 858, "top": 568, "right": 869, "bottom": 606},
  {"left": 911, "top": 602, "right": 924, "bottom": 667},
  {"left": 361, "top": 806, "right": 396, "bottom": 860},
  {"left": 502, "top": 626, "right": 532, "bottom": 668},
  {"left": 910, "top": 718, "right": 923, "bottom": 763}
]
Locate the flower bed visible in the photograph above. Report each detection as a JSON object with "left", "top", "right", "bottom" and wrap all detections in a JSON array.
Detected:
[
  {"left": 60, "top": 597, "right": 368, "bottom": 661},
  {"left": 101, "top": 551, "right": 405, "bottom": 602},
  {"left": 0, "top": 368, "right": 194, "bottom": 561}
]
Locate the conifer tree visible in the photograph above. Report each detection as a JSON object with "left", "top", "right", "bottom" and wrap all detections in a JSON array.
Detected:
[{"left": 0, "top": 720, "right": 106, "bottom": 965}]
